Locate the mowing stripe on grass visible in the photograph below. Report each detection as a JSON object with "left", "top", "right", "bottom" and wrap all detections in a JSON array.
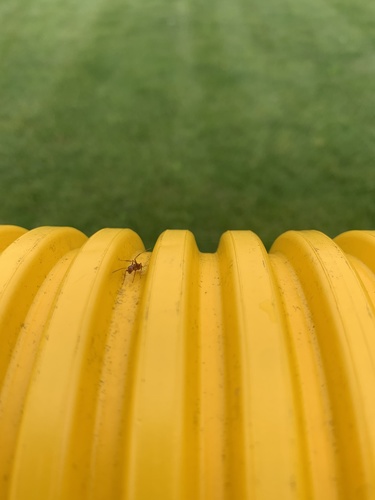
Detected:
[{"left": 0, "top": 0, "right": 107, "bottom": 121}]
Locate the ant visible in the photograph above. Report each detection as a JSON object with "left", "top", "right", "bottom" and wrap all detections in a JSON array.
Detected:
[{"left": 112, "top": 250, "right": 150, "bottom": 283}]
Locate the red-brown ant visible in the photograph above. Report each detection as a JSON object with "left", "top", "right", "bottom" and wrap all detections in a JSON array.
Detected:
[{"left": 112, "top": 250, "right": 150, "bottom": 283}]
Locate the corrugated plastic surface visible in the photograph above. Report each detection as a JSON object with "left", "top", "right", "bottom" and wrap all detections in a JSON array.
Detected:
[{"left": 1, "top": 225, "right": 375, "bottom": 499}]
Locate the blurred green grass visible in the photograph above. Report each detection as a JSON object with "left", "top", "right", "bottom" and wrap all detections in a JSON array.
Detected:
[{"left": 0, "top": 0, "right": 374, "bottom": 251}]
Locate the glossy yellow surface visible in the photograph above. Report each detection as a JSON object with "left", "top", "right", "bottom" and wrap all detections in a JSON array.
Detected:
[{"left": 1, "top": 226, "right": 375, "bottom": 499}]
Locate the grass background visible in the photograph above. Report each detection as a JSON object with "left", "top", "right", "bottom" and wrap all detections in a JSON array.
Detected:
[{"left": 0, "top": 0, "right": 374, "bottom": 251}]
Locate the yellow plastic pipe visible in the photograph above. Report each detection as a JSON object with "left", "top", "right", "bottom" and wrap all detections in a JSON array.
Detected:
[{"left": 0, "top": 226, "right": 375, "bottom": 499}]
